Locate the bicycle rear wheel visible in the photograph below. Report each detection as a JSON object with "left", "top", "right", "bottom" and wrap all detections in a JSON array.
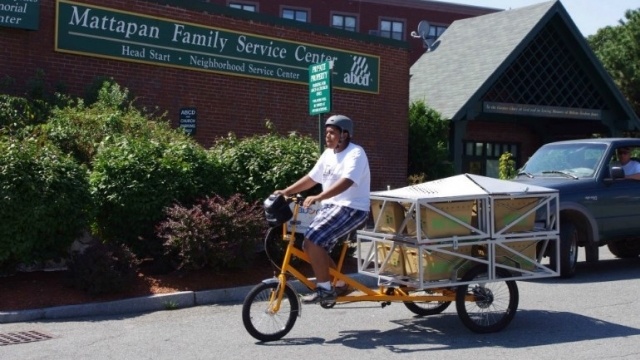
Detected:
[
  {"left": 242, "top": 282, "right": 300, "bottom": 342},
  {"left": 455, "top": 266, "right": 519, "bottom": 333}
]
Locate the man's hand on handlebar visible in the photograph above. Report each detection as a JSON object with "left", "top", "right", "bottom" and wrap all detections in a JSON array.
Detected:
[
  {"left": 303, "top": 195, "right": 321, "bottom": 208},
  {"left": 272, "top": 190, "right": 317, "bottom": 207}
]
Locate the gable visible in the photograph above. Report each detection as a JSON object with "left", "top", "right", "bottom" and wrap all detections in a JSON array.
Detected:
[{"left": 410, "top": 0, "right": 638, "bottom": 130}]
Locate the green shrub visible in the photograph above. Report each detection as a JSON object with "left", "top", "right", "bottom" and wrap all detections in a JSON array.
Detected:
[
  {"left": 83, "top": 76, "right": 133, "bottom": 106},
  {"left": 90, "top": 134, "right": 227, "bottom": 257},
  {"left": 0, "top": 71, "right": 71, "bottom": 133},
  {"left": 210, "top": 121, "right": 319, "bottom": 203},
  {"left": 67, "top": 242, "right": 138, "bottom": 295},
  {"left": 0, "top": 136, "right": 93, "bottom": 269},
  {"left": 0, "top": 94, "right": 50, "bottom": 130},
  {"left": 157, "top": 194, "right": 266, "bottom": 271},
  {"left": 499, "top": 152, "right": 517, "bottom": 179},
  {"left": 44, "top": 81, "right": 164, "bottom": 167}
]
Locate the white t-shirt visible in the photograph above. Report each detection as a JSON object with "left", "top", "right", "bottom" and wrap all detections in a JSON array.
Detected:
[
  {"left": 622, "top": 160, "right": 640, "bottom": 176},
  {"left": 308, "top": 142, "right": 370, "bottom": 211}
]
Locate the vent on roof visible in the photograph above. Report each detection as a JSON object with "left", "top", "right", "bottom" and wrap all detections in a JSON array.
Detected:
[{"left": 482, "top": 23, "right": 607, "bottom": 110}]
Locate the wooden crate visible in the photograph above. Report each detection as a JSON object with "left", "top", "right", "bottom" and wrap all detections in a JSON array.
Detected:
[
  {"left": 371, "top": 200, "right": 406, "bottom": 234},
  {"left": 403, "top": 245, "right": 474, "bottom": 281},
  {"left": 496, "top": 240, "right": 538, "bottom": 270},
  {"left": 494, "top": 197, "right": 538, "bottom": 233},
  {"left": 406, "top": 200, "right": 474, "bottom": 239},
  {"left": 376, "top": 243, "right": 409, "bottom": 276},
  {"left": 377, "top": 243, "right": 474, "bottom": 281},
  {"left": 473, "top": 240, "right": 538, "bottom": 271}
]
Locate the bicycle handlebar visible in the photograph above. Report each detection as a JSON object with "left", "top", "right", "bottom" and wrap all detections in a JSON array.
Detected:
[{"left": 283, "top": 194, "right": 304, "bottom": 205}]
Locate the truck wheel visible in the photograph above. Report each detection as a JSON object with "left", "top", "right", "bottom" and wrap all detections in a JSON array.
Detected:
[
  {"left": 585, "top": 243, "right": 599, "bottom": 263},
  {"left": 551, "top": 222, "right": 578, "bottom": 278},
  {"left": 607, "top": 240, "right": 640, "bottom": 258}
]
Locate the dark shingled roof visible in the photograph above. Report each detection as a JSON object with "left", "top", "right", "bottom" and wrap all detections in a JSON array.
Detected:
[{"left": 410, "top": 1, "right": 555, "bottom": 119}]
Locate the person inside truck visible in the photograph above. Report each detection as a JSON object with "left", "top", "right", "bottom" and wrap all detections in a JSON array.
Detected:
[{"left": 616, "top": 147, "right": 640, "bottom": 180}]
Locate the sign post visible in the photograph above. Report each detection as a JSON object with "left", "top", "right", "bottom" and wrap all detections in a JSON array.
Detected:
[{"left": 309, "top": 61, "right": 333, "bottom": 153}]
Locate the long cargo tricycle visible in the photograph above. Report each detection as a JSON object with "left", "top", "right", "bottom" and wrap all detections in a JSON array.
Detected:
[{"left": 242, "top": 174, "right": 560, "bottom": 342}]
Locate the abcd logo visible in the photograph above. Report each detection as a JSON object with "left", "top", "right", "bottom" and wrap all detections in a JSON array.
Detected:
[{"left": 343, "top": 55, "right": 371, "bottom": 86}]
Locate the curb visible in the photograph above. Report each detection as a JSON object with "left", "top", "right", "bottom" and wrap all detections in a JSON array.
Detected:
[{"left": 0, "top": 273, "right": 379, "bottom": 324}]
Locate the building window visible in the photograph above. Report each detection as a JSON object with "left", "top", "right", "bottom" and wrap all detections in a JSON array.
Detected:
[
  {"left": 229, "top": 2, "right": 256, "bottom": 12},
  {"left": 428, "top": 25, "right": 447, "bottom": 38},
  {"left": 463, "top": 141, "right": 520, "bottom": 177},
  {"left": 282, "top": 8, "right": 308, "bottom": 22},
  {"left": 332, "top": 14, "right": 356, "bottom": 31},
  {"left": 380, "top": 20, "right": 404, "bottom": 40}
]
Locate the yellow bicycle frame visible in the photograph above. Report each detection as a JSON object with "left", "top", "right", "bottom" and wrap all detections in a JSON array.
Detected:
[{"left": 266, "top": 197, "right": 465, "bottom": 311}]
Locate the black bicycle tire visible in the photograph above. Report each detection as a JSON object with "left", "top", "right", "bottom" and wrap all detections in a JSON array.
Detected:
[
  {"left": 242, "top": 282, "right": 299, "bottom": 342},
  {"left": 455, "top": 266, "right": 519, "bottom": 333}
]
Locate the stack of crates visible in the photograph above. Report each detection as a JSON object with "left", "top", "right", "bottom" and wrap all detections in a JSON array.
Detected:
[
  {"left": 360, "top": 195, "right": 489, "bottom": 286},
  {"left": 357, "top": 174, "right": 560, "bottom": 288},
  {"left": 487, "top": 194, "right": 559, "bottom": 273}
]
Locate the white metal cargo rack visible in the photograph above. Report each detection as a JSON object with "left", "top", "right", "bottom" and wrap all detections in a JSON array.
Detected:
[{"left": 357, "top": 174, "right": 560, "bottom": 289}]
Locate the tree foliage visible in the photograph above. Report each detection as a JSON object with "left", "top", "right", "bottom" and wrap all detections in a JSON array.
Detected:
[
  {"left": 408, "top": 100, "right": 454, "bottom": 181},
  {"left": 588, "top": 8, "right": 640, "bottom": 117}
]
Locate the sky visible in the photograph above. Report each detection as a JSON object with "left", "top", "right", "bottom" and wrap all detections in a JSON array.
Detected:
[{"left": 437, "top": 0, "right": 640, "bottom": 36}]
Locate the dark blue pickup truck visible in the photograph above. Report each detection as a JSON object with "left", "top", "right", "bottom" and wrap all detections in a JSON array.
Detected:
[{"left": 513, "top": 138, "right": 640, "bottom": 278}]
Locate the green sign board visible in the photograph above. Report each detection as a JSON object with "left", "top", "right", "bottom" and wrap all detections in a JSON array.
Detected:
[
  {"left": 309, "top": 61, "right": 332, "bottom": 115},
  {"left": 55, "top": 0, "right": 380, "bottom": 94},
  {"left": 0, "top": 0, "right": 40, "bottom": 30},
  {"left": 484, "top": 102, "right": 602, "bottom": 120}
]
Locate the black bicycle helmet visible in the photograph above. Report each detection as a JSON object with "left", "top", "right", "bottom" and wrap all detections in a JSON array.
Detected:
[{"left": 325, "top": 115, "right": 353, "bottom": 137}]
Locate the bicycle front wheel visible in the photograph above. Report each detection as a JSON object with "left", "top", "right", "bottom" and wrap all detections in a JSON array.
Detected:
[{"left": 242, "top": 282, "right": 300, "bottom": 342}]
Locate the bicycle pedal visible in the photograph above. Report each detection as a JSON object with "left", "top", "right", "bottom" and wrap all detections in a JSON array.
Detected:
[{"left": 320, "top": 299, "right": 336, "bottom": 308}]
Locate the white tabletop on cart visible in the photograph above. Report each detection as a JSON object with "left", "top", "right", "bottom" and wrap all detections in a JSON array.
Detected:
[{"left": 371, "top": 174, "right": 557, "bottom": 201}]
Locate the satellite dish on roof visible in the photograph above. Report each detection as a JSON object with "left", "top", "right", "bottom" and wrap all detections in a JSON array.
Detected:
[
  {"left": 417, "top": 20, "right": 430, "bottom": 38},
  {"left": 410, "top": 20, "right": 436, "bottom": 52}
]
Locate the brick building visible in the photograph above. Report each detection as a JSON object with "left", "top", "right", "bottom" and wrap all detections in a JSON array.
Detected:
[
  {"left": 1, "top": 0, "right": 437, "bottom": 190},
  {"left": 206, "top": 0, "right": 499, "bottom": 65},
  {"left": 4, "top": 0, "right": 636, "bottom": 182}
]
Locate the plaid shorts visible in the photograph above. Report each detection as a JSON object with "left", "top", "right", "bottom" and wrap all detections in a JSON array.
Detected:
[{"left": 304, "top": 204, "right": 369, "bottom": 252}]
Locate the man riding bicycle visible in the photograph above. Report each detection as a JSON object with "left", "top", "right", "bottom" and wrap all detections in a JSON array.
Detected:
[{"left": 274, "top": 114, "right": 370, "bottom": 303}]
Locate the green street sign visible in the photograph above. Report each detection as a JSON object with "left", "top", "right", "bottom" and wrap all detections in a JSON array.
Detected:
[{"left": 309, "top": 61, "right": 331, "bottom": 115}]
